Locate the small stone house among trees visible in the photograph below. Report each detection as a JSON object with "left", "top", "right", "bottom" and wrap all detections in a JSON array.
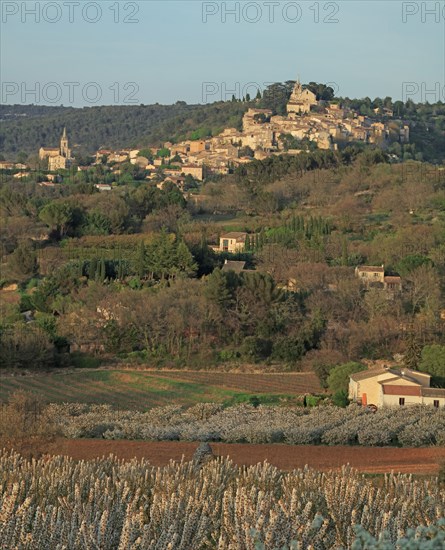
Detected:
[
  {"left": 355, "top": 265, "right": 402, "bottom": 292},
  {"left": 218, "top": 232, "right": 248, "bottom": 253},
  {"left": 355, "top": 265, "right": 385, "bottom": 285},
  {"left": 349, "top": 367, "right": 445, "bottom": 408}
]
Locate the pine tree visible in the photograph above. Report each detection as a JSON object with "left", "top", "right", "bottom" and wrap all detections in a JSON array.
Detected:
[
  {"left": 175, "top": 240, "right": 197, "bottom": 277},
  {"left": 204, "top": 269, "right": 232, "bottom": 310}
]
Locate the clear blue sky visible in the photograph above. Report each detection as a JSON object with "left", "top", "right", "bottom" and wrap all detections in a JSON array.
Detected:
[{"left": 1, "top": 1, "right": 444, "bottom": 106}]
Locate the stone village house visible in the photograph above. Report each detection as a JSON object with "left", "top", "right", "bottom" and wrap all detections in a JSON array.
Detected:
[
  {"left": 217, "top": 232, "right": 248, "bottom": 253},
  {"left": 355, "top": 265, "right": 402, "bottom": 293}
]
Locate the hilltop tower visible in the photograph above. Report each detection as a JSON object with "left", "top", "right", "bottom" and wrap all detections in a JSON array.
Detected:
[{"left": 287, "top": 78, "right": 317, "bottom": 117}]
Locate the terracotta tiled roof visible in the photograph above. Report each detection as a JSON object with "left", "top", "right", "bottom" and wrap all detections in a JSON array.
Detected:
[
  {"left": 356, "top": 265, "right": 384, "bottom": 273},
  {"left": 221, "top": 232, "right": 247, "bottom": 240},
  {"left": 384, "top": 276, "right": 402, "bottom": 283},
  {"left": 222, "top": 260, "right": 246, "bottom": 273},
  {"left": 382, "top": 385, "right": 421, "bottom": 396},
  {"left": 350, "top": 367, "right": 389, "bottom": 382},
  {"left": 351, "top": 367, "right": 428, "bottom": 385},
  {"left": 421, "top": 388, "right": 445, "bottom": 398}
]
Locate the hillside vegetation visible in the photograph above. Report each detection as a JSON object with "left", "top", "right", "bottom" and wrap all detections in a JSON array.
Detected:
[
  {"left": 1, "top": 147, "right": 445, "bottom": 381},
  {"left": 0, "top": 101, "right": 247, "bottom": 155}
]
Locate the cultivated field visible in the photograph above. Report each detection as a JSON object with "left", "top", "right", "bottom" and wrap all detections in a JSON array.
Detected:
[
  {"left": 22, "top": 439, "right": 445, "bottom": 475},
  {"left": 0, "top": 369, "right": 322, "bottom": 409},
  {"left": 40, "top": 401, "right": 445, "bottom": 446}
]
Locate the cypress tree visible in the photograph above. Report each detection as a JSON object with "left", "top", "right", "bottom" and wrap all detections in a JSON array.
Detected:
[
  {"left": 298, "top": 216, "right": 304, "bottom": 233},
  {"left": 99, "top": 259, "right": 106, "bottom": 282},
  {"left": 341, "top": 238, "right": 349, "bottom": 266},
  {"left": 259, "top": 230, "right": 265, "bottom": 249},
  {"left": 138, "top": 241, "right": 145, "bottom": 279},
  {"left": 404, "top": 333, "right": 422, "bottom": 370},
  {"left": 89, "top": 258, "right": 97, "bottom": 280}
]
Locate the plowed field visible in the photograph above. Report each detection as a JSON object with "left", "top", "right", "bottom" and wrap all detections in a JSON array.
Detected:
[
  {"left": 20, "top": 438, "right": 445, "bottom": 474},
  {"left": 0, "top": 369, "right": 322, "bottom": 409}
]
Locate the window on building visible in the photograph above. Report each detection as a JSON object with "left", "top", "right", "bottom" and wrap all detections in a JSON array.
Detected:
[
  {"left": 434, "top": 400, "right": 439, "bottom": 408},
  {"left": 399, "top": 398, "right": 405, "bottom": 406}
]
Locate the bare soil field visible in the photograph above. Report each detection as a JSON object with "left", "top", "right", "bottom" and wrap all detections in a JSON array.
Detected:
[
  {"left": 11, "top": 438, "right": 445, "bottom": 474},
  {"left": 162, "top": 371, "right": 322, "bottom": 394}
]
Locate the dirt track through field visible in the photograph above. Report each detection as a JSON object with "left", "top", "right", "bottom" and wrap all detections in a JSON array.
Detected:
[{"left": 38, "top": 439, "right": 445, "bottom": 474}]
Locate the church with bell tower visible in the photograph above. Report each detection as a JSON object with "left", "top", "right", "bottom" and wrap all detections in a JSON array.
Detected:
[
  {"left": 39, "top": 127, "right": 73, "bottom": 171},
  {"left": 286, "top": 78, "right": 318, "bottom": 117}
]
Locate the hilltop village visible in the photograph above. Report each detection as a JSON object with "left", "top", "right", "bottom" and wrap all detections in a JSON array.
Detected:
[{"left": 32, "top": 80, "right": 410, "bottom": 190}]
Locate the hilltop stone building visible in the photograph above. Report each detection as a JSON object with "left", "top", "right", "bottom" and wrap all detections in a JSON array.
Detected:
[
  {"left": 39, "top": 128, "right": 73, "bottom": 171},
  {"left": 287, "top": 80, "right": 318, "bottom": 116},
  {"left": 193, "top": 77, "right": 403, "bottom": 165}
]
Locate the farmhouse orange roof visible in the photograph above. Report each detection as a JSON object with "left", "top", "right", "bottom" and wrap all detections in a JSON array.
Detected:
[
  {"left": 350, "top": 367, "right": 388, "bottom": 382},
  {"left": 421, "top": 388, "right": 445, "bottom": 398},
  {"left": 384, "top": 276, "right": 401, "bottom": 283},
  {"left": 382, "top": 385, "right": 421, "bottom": 396},
  {"left": 221, "top": 232, "right": 247, "bottom": 240},
  {"left": 377, "top": 374, "right": 421, "bottom": 386},
  {"left": 222, "top": 260, "right": 246, "bottom": 273},
  {"left": 357, "top": 265, "right": 384, "bottom": 273}
]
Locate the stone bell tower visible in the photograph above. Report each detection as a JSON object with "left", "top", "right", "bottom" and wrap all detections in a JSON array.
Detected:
[{"left": 60, "top": 127, "right": 71, "bottom": 159}]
